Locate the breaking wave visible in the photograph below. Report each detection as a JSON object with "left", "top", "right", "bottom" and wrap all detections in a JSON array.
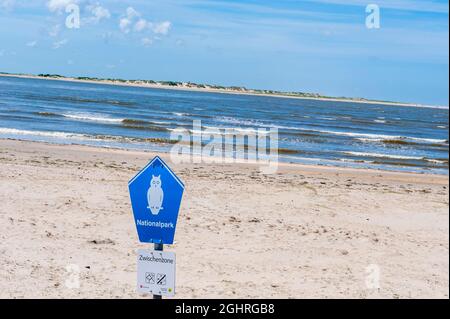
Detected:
[{"left": 343, "top": 151, "right": 448, "bottom": 164}]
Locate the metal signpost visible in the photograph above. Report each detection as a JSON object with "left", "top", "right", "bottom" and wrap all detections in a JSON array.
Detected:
[{"left": 129, "top": 156, "right": 185, "bottom": 299}]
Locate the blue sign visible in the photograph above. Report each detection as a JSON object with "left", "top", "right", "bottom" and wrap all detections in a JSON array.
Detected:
[{"left": 128, "top": 156, "right": 185, "bottom": 244}]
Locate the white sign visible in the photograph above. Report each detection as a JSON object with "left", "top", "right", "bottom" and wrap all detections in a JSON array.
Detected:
[{"left": 137, "top": 249, "right": 175, "bottom": 297}]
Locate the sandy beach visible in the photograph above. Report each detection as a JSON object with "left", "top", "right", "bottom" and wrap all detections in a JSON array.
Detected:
[{"left": 0, "top": 138, "right": 448, "bottom": 299}]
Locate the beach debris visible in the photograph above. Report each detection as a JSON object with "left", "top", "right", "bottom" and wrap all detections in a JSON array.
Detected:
[
  {"left": 229, "top": 216, "right": 241, "bottom": 223},
  {"left": 88, "top": 238, "right": 115, "bottom": 245},
  {"left": 340, "top": 249, "right": 349, "bottom": 256}
]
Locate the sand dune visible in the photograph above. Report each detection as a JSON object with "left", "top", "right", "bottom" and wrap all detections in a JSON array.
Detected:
[{"left": 0, "top": 139, "right": 448, "bottom": 298}]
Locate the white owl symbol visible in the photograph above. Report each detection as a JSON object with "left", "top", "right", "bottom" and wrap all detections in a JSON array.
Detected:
[{"left": 147, "top": 175, "right": 164, "bottom": 215}]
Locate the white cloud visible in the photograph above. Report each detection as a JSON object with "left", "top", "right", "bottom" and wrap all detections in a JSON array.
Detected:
[
  {"left": 126, "top": 7, "right": 140, "bottom": 19},
  {"left": 26, "top": 40, "right": 37, "bottom": 47},
  {"left": 141, "top": 37, "right": 153, "bottom": 47},
  {"left": 47, "top": 1, "right": 109, "bottom": 26},
  {"left": 52, "top": 38, "right": 68, "bottom": 49},
  {"left": 119, "top": 7, "right": 141, "bottom": 33},
  {"left": 134, "top": 18, "right": 148, "bottom": 32},
  {"left": 152, "top": 21, "right": 171, "bottom": 35},
  {"left": 67, "top": 59, "right": 74, "bottom": 65},
  {"left": 49, "top": 24, "right": 61, "bottom": 37},
  {"left": 119, "top": 18, "right": 131, "bottom": 33},
  {"left": 119, "top": 6, "right": 171, "bottom": 37},
  {"left": 47, "top": 0, "right": 77, "bottom": 13},
  {"left": 86, "top": 3, "right": 110, "bottom": 23}
]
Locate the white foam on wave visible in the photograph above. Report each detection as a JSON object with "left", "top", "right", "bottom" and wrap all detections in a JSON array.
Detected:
[
  {"left": 343, "top": 151, "right": 423, "bottom": 160},
  {"left": 168, "top": 126, "right": 272, "bottom": 136},
  {"left": 318, "top": 130, "right": 446, "bottom": 144},
  {"left": 173, "top": 112, "right": 190, "bottom": 117},
  {"left": 214, "top": 116, "right": 267, "bottom": 127},
  {"left": 343, "top": 151, "right": 447, "bottom": 163},
  {"left": 0, "top": 127, "right": 94, "bottom": 140},
  {"left": 63, "top": 112, "right": 124, "bottom": 123},
  {"left": 215, "top": 116, "right": 301, "bottom": 131},
  {"left": 151, "top": 120, "right": 171, "bottom": 125},
  {"left": 0, "top": 127, "right": 157, "bottom": 145}
]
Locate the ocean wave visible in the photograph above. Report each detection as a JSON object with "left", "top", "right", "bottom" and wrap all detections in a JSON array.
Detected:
[
  {"left": 215, "top": 116, "right": 269, "bottom": 127},
  {"left": 34, "top": 111, "right": 63, "bottom": 118},
  {"left": 282, "top": 127, "right": 447, "bottom": 145},
  {"left": 121, "top": 124, "right": 168, "bottom": 132},
  {"left": 342, "top": 151, "right": 448, "bottom": 164},
  {"left": 24, "top": 94, "right": 136, "bottom": 107},
  {"left": 0, "top": 127, "right": 176, "bottom": 145},
  {"left": 338, "top": 158, "right": 374, "bottom": 164},
  {"left": 168, "top": 126, "right": 273, "bottom": 136},
  {"left": 214, "top": 116, "right": 303, "bottom": 132},
  {"left": 316, "top": 130, "right": 447, "bottom": 144},
  {"left": 356, "top": 137, "right": 448, "bottom": 146},
  {"left": 63, "top": 112, "right": 124, "bottom": 123},
  {"left": 35, "top": 113, "right": 172, "bottom": 127},
  {"left": 120, "top": 118, "right": 171, "bottom": 132},
  {"left": 121, "top": 118, "right": 170, "bottom": 128},
  {"left": 28, "top": 110, "right": 450, "bottom": 147},
  {"left": 213, "top": 117, "right": 447, "bottom": 144},
  {"left": 343, "top": 151, "right": 423, "bottom": 160},
  {"left": 173, "top": 112, "right": 190, "bottom": 117},
  {"left": 121, "top": 118, "right": 170, "bottom": 125},
  {"left": 356, "top": 138, "right": 417, "bottom": 146},
  {"left": 0, "top": 127, "right": 93, "bottom": 140},
  {"left": 61, "top": 97, "right": 135, "bottom": 107},
  {"left": 121, "top": 118, "right": 149, "bottom": 125}
]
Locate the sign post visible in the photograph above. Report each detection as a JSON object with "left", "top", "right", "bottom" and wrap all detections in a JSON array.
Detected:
[
  {"left": 129, "top": 156, "right": 184, "bottom": 299},
  {"left": 153, "top": 243, "right": 163, "bottom": 299}
]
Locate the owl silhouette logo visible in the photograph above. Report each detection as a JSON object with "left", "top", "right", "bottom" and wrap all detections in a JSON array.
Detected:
[{"left": 147, "top": 175, "right": 164, "bottom": 215}]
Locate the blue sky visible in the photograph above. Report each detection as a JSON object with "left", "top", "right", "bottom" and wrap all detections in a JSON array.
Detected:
[{"left": 0, "top": 0, "right": 448, "bottom": 106}]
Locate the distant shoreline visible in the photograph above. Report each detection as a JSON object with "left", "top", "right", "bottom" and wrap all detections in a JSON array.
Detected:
[{"left": 1, "top": 73, "right": 446, "bottom": 109}]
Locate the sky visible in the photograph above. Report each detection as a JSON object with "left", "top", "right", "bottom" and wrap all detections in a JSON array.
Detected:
[{"left": 0, "top": 0, "right": 448, "bottom": 106}]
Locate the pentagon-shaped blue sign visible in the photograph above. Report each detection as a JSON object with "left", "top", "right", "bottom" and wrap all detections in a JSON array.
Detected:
[{"left": 128, "top": 156, "right": 184, "bottom": 244}]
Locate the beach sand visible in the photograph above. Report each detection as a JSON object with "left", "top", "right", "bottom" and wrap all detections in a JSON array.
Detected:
[{"left": 0, "top": 139, "right": 448, "bottom": 299}]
